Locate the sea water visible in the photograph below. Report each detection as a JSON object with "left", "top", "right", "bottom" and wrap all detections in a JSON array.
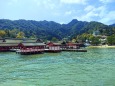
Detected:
[{"left": 0, "top": 48, "right": 115, "bottom": 86}]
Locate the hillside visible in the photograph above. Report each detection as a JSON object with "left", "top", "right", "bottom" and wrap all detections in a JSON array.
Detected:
[
  {"left": 110, "top": 24, "right": 115, "bottom": 27},
  {"left": 0, "top": 19, "right": 114, "bottom": 40}
]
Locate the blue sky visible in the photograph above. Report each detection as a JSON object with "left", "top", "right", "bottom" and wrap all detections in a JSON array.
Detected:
[{"left": 0, "top": 0, "right": 115, "bottom": 25}]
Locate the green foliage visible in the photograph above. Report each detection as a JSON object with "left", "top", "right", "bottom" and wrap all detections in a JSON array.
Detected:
[
  {"left": 107, "top": 35, "right": 115, "bottom": 45},
  {"left": 75, "top": 33, "right": 101, "bottom": 45},
  {"left": 0, "top": 19, "right": 115, "bottom": 40},
  {"left": 51, "top": 37, "right": 59, "bottom": 42},
  {"left": 0, "top": 30, "right": 6, "bottom": 38},
  {"left": 90, "top": 36, "right": 101, "bottom": 45},
  {"left": 76, "top": 33, "right": 93, "bottom": 43},
  {"left": 72, "top": 39, "right": 76, "bottom": 43},
  {"left": 16, "top": 32, "right": 25, "bottom": 38}
]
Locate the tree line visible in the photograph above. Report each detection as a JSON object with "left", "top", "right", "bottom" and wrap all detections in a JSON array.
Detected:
[
  {"left": 0, "top": 29, "right": 25, "bottom": 38},
  {"left": 72, "top": 33, "right": 115, "bottom": 46}
]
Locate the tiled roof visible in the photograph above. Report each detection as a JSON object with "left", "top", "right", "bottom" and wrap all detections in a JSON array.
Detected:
[
  {"left": 53, "top": 43, "right": 61, "bottom": 45},
  {"left": 22, "top": 43, "right": 46, "bottom": 46},
  {"left": 0, "top": 43, "right": 19, "bottom": 46},
  {"left": 47, "top": 42, "right": 61, "bottom": 46},
  {"left": 0, "top": 38, "right": 38, "bottom": 43}
]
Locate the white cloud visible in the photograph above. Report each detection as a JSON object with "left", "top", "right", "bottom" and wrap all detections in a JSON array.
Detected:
[
  {"left": 86, "top": 12, "right": 99, "bottom": 17},
  {"left": 42, "top": 1, "right": 54, "bottom": 9},
  {"left": 75, "top": 5, "right": 107, "bottom": 22},
  {"left": 12, "top": 0, "right": 18, "bottom": 3},
  {"left": 65, "top": 11, "right": 72, "bottom": 15},
  {"left": 8, "top": 0, "right": 18, "bottom": 5},
  {"left": 60, "top": 0, "right": 87, "bottom": 4},
  {"left": 84, "top": 5, "right": 95, "bottom": 12},
  {"left": 100, "top": 0, "right": 115, "bottom": 3},
  {"left": 75, "top": 12, "right": 99, "bottom": 22},
  {"left": 75, "top": 4, "right": 115, "bottom": 24},
  {"left": 99, "top": 11, "right": 115, "bottom": 24},
  {"left": 1, "top": 0, "right": 115, "bottom": 24},
  {"left": 33, "top": 0, "right": 57, "bottom": 10},
  {"left": 53, "top": 12, "right": 61, "bottom": 16}
]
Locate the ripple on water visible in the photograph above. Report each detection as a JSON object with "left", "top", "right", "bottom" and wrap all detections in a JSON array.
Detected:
[{"left": 0, "top": 49, "right": 115, "bottom": 86}]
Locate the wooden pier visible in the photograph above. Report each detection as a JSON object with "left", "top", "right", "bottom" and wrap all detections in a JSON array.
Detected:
[
  {"left": 16, "top": 48, "right": 87, "bottom": 55},
  {"left": 62, "top": 49, "right": 87, "bottom": 52},
  {"left": 16, "top": 49, "right": 44, "bottom": 55},
  {"left": 44, "top": 49, "right": 61, "bottom": 53}
]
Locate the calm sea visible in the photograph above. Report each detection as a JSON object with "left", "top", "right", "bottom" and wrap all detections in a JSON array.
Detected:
[{"left": 0, "top": 48, "right": 115, "bottom": 86}]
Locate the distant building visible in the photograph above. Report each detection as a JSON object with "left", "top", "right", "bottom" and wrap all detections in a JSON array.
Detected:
[
  {"left": 46, "top": 42, "right": 61, "bottom": 50},
  {"left": 61, "top": 42, "right": 85, "bottom": 50},
  {"left": 93, "top": 30, "right": 100, "bottom": 36},
  {"left": 100, "top": 35, "right": 107, "bottom": 45},
  {"left": 0, "top": 38, "right": 45, "bottom": 52},
  {"left": 18, "top": 42, "right": 46, "bottom": 51},
  {"left": 0, "top": 43, "right": 19, "bottom": 51}
]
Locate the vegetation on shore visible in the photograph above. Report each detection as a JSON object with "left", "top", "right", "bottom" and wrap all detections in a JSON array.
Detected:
[{"left": 72, "top": 33, "right": 115, "bottom": 46}]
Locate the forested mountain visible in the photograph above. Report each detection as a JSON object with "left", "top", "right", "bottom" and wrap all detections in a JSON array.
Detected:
[
  {"left": 110, "top": 24, "right": 115, "bottom": 27},
  {"left": 0, "top": 19, "right": 114, "bottom": 40}
]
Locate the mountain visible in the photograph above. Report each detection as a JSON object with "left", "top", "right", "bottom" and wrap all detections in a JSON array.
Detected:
[
  {"left": 0, "top": 19, "right": 114, "bottom": 40},
  {"left": 0, "top": 19, "right": 63, "bottom": 39},
  {"left": 110, "top": 24, "right": 115, "bottom": 27}
]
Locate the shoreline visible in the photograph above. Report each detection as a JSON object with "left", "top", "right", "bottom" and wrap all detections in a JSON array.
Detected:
[{"left": 87, "top": 45, "right": 115, "bottom": 48}]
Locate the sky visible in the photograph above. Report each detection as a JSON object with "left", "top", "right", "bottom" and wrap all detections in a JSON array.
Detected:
[{"left": 0, "top": 0, "right": 115, "bottom": 25}]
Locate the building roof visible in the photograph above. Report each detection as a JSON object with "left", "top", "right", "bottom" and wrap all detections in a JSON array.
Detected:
[
  {"left": 47, "top": 42, "right": 61, "bottom": 46},
  {"left": 67, "top": 43, "right": 77, "bottom": 46},
  {"left": 53, "top": 43, "right": 61, "bottom": 45},
  {"left": 0, "top": 38, "right": 38, "bottom": 43},
  {"left": 66, "top": 42, "right": 85, "bottom": 47},
  {"left": 0, "top": 43, "right": 19, "bottom": 46},
  {"left": 21, "top": 43, "right": 46, "bottom": 46},
  {"left": 0, "top": 42, "right": 46, "bottom": 47}
]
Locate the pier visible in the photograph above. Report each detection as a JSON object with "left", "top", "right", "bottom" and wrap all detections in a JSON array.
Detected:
[
  {"left": 44, "top": 49, "right": 61, "bottom": 53},
  {"left": 16, "top": 48, "right": 87, "bottom": 55},
  {"left": 62, "top": 49, "right": 87, "bottom": 52},
  {"left": 16, "top": 49, "right": 44, "bottom": 55}
]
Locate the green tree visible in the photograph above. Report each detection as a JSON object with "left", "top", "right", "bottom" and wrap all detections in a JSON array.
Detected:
[
  {"left": 90, "top": 36, "right": 101, "bottom": 45},
  {"left": 51, "top": 37, "right": 58, "bottom": 42},
  {"left": 0, "top": 30, "right": 6, "bottom": 38},
  {"left": 9, "top": 29, "right": 19, "bottom": 38},
  {"left": 72, "top": 39, "right": 76, "bottom": 43},
  {"left": 107, "top": 35, "right": 115, "bottom": 45},
  {"left": 16, "top": 32, "right": 25, "bottom": 38},
  {"left": 4, "top": 29, "right": 10, "bottom": 37},
  {"left": 76, "top": 33, "right": 93, "bottom": 43}
]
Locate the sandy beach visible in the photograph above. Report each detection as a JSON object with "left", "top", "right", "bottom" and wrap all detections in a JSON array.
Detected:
[{"left": 87, "top": 45, "right": 115, "bottom": 48}]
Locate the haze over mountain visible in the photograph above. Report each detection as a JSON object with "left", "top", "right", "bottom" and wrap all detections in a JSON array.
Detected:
[{"left": 0, "top": 19, "right": 115, "bottom": 40}]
